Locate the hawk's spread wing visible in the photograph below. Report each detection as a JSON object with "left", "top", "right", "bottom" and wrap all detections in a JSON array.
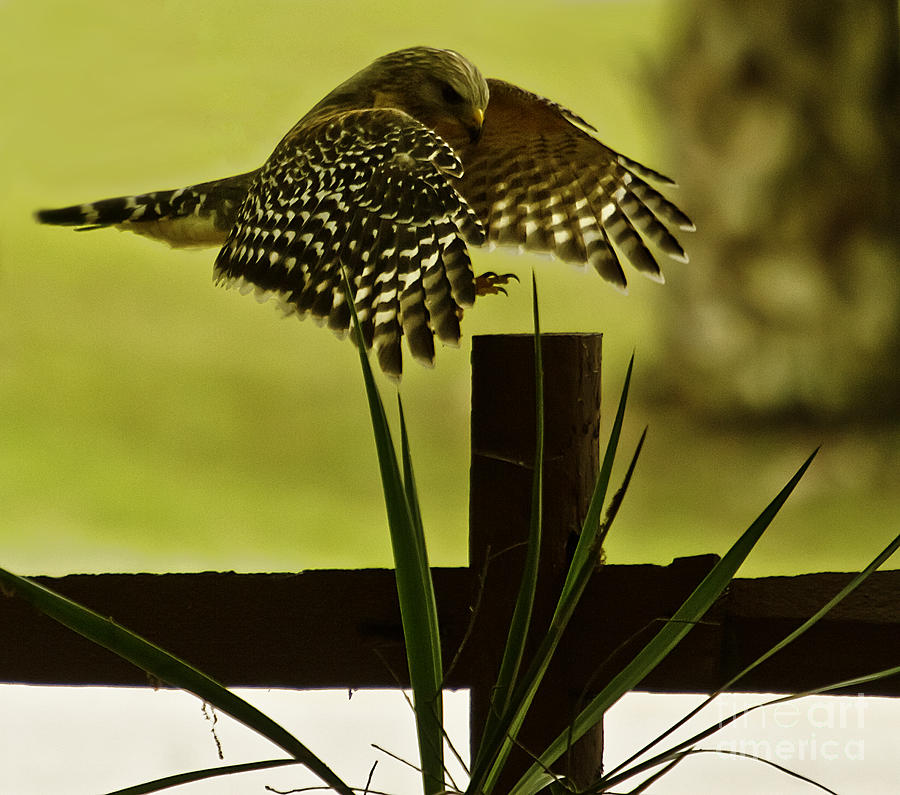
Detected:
[
  {"left": 37, "top": 49, "right": 695, "bottom": 377},
  {"left": 214, "top": 108, "right": 485, "bottom": 376},
  {"left": 455, "top": 79, "right": 694, "bottom": 289}
]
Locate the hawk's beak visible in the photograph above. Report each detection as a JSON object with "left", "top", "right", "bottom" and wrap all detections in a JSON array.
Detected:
[{"left": 467, "top": 107, "right": 485, "bottom": 143}]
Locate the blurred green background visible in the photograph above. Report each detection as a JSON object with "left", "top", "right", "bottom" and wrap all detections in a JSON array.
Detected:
[{"left": 2, "top": 0, "right": 897, "bottom": 578}]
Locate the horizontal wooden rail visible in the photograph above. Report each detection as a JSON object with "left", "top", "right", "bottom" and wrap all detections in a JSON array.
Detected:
[{"left": 2, "top": 558, "right": 898, "bottom": 696}]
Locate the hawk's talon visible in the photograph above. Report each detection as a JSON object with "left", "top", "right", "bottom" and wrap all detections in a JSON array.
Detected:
[{"left": 475, "top": 271, "right": 520, "bottom": 297}]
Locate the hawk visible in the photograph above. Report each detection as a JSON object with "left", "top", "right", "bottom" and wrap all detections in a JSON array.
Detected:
[{"left": 36, "top": 47, "right": 693, "bottom": 376}]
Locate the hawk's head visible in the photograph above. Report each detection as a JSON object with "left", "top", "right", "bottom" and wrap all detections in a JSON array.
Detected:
[{"left": 334, "top": 47, "right": 490, "bottom": 147}]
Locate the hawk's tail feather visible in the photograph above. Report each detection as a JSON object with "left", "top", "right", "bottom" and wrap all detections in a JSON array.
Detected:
[
  {"left": 36, "top": 190, "right": 186, "bottom": 229},
  {"left": 36, "top": 172, "right": 256, "bottom": 244}
]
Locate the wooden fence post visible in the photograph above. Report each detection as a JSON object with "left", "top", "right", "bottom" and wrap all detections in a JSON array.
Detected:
[{"left": 468, "top": 332, "right": 604, "bottom": 791}]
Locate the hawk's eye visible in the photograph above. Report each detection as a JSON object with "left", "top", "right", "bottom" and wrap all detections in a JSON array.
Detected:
[{"left": 440, "top": 82, "right": 465, "bottom": 104}]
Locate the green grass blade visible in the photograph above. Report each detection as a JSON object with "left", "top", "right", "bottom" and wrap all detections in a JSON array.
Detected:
[
  {"left": 675, "top": 749, "right": 840, "bottom": 794},
  {"left": 509, "top": 449, "right": 819, "bottom": 795},
  {"left": 399, "top": 396, "right": 427, "bottom": 552},
  {"left": 719, "top": 528, "right": 900, "bottom": 692},
  {"left": 103, "top": 759, "right": 303, "bottom": 795},
  {"left": 621, "top": 755, "right": 686, "bottom": 794},
  {"left": 341, "top": 269, "right": 444, "bottom": 794},
  {"left": 472, "top": 273, "right": 545, "bottom": 770},
  {"left": 0, "top": 568, "right": 352, "bottom": 795},
  {"left": 604, "top": 662, "right": 900, "bottom": 790},
  {"left": 398, "top": 395, "right": 443, "bottom": 703},
  {"left": 604, "top": 524, "right": 900, "bottom": 785}
]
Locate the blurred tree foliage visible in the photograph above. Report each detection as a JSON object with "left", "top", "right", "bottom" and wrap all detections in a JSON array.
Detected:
[{"left": 652, "top": 0, "right": 900, "bottom": 424}]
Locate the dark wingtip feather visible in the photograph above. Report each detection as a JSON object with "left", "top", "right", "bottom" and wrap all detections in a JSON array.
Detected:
[
  {"left": 616, "top": 154, "right": 677, "bottom": 185},
  {"left": 376, "top": 339, "right": 403, "bottom": 379}
]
